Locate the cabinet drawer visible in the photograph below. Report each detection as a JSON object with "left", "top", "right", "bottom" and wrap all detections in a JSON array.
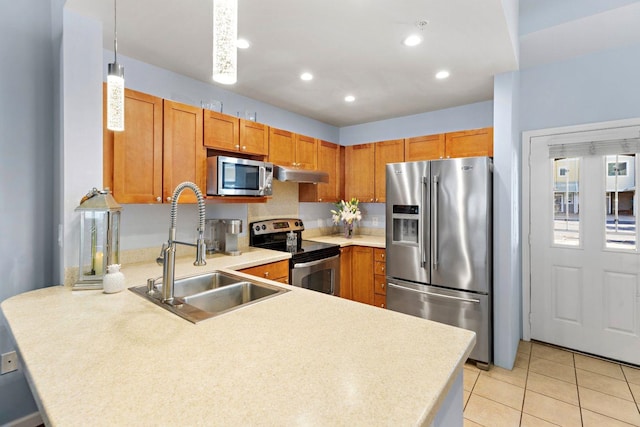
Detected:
[
  {"left": 374, "top": 293, "right": 386, "bottom": 309},
  {"left": 374, "top": 275, "right": 387, "bottom": 296},
  {"left": 374, "top": 261, "right": 386, "bottom": 276},
  {"left": 239, "top": 260, "right": 289, "bottom": 281},
  {"left": 374, "top": 248, "right": 386, "bottom": 262}
]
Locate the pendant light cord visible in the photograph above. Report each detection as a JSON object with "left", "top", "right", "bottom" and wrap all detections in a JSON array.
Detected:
[{"left": 113, "top": 0, "right": 118, "bottom": 62}]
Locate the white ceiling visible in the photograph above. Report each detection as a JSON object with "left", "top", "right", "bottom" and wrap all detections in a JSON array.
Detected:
[{"left": 66, "top": 0, "right": 519, "bottom": 127}]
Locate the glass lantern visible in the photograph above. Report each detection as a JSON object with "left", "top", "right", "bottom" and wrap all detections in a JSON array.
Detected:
[{"left": 74, "top": 188, "right": 122, "bottom": 289}]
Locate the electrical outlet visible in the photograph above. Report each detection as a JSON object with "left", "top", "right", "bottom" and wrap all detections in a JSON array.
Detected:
[{"left": 1, "top": 351, "right": 18, "bottom": 374}]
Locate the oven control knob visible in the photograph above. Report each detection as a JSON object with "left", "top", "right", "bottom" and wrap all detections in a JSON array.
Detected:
[
  {"left": 261, "top": 224, "right": 266, "bottom": 230},
  {"left": 254, "top": 226, "right": 260, "bottom": 232}
]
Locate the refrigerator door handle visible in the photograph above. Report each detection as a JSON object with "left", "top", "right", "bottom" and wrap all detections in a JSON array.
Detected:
[
  {"left": 387, "top": 282, "right": 481, "bottom": 304},
  {"left": 432, "top": 174, "right": 439, "bottom": 270},
  {"left": 420, "top": 176, "right": 427, "bottom": 268}
]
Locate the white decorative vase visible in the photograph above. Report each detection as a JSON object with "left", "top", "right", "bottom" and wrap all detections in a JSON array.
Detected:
[{"left": 103, "top": 264, "right": 125, "bottom": 294}]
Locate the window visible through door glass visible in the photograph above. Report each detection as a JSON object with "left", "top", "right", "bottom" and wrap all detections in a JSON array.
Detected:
[
  {"left": 604, "top": 154, "right": 636, "bottom": 250},
  {"left": 553, "top": 158, "right": 580, "bottom": 246}
]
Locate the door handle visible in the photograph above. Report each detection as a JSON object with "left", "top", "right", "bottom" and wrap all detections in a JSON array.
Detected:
[
  {"left": 432, "top": 174, "right": 439, "bottom": 270},
  {"left": 387, "top": 283, "right": 480, "bottom": 303},
  {"left": 420, "top": 176, "right": 427, "bottom": 268}
]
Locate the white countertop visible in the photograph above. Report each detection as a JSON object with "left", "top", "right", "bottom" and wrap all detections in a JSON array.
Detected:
[
  {"left": 306, "top": 234, "right": 386, "bottom": 248},
  {"left": 2, "top": 236, "right": 475, "bottom": 426}
]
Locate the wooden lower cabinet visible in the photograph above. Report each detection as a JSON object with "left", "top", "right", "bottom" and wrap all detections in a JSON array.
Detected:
[
  {"left": 373, "top": 248, "right": 386, "bottom": 309},
  {"left": 339, "top": 246, "right": 352, "bottom": 299},
  {"left": 350, "top": 246, "right": 374, "bottom": 305},
  {"left": 239, "top": 260, "right": 289, "bottom": 284}
]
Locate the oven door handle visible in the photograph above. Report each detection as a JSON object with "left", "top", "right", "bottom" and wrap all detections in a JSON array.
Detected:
[{"left": 292, "top": 254, "right": 340, "bottom": 269}]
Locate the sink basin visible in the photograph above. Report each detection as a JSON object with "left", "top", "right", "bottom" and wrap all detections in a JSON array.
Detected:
[
  {"left": 183, "top": 282, "right": 280, "bottom": 313},
  {"left": 129, "top": 271, "right": 289, "bottom": 323}
]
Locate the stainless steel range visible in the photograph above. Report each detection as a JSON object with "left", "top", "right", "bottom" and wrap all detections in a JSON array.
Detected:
[{"left": 250, "top": 218, "right": 340, "bottom": 296}]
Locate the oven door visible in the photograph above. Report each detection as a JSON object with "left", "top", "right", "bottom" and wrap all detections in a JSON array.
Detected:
[{"left": 290, "top": 254, "right": 340, "bottom": 296}]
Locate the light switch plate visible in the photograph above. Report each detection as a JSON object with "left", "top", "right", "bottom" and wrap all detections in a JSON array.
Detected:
[{"left": 1, "top": 351, "right": 18, "bottom": 374}]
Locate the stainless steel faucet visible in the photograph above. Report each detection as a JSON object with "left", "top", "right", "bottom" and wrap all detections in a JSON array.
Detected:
[{"left": 157, "top": 182, "right": 207, "bottom": 303}]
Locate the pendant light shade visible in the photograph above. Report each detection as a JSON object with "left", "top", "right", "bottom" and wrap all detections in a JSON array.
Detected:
[
  {"left": 107, "top": 0, "right": 125, "bottom": 131},
  {"left": 212, "top": 0, "right": 238, "bottom": 85}
]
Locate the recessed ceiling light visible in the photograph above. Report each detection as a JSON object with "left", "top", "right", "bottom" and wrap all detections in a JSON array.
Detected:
[
  {"left": 236, "top": 38, "right": 250, "bottom": 49},
  {"left": 344, "top": 95, "right": 355, "bottom": 103},
  {"left": 403, "top": 34, "right": 423, "bottom": 47},
  {"left": 435, "top": 70, "right": 450, "bottom": 79},
  {"left": 300, "top": 72, "right": 313, "bottom": 81}
]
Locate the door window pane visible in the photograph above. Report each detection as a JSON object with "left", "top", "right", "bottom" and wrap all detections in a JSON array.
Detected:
[
  {"left": 553, "top": 158, "right": 580, "bottom": 246},
  {"left": 605, "top": 154, "right": 636, "bottom": 250}
]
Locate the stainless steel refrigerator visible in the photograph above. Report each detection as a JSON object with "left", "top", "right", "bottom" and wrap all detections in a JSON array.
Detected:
[{"left": 385, "top": 157, "right": 492, "bottom": 368}]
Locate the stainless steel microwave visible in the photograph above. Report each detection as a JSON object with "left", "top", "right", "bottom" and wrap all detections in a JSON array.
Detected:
[{"left": 207, "top": 156, "right": 273, "bottom": 196}]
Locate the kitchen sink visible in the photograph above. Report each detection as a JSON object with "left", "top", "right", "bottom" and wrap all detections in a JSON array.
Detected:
[{"left": 129, "top": 271, "right": 289, "bottom": 323}]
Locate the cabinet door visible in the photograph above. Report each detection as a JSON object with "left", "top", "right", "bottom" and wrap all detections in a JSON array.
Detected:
[
  {"left": 239, "top": 260, "right": 289, "bottom": 282},
  {"left": 203, "top": 110, "right": 239, "bottom": 151},
  {"left": 404, "top": 134, "right": 445, "bottom": 161},
  {"left": 299, "top": 140, "right": 340, "bottom": 202},
  {"left": 345, "top": 144, "right": 375, "bottom": 202},
  {"left": 351, "top": 246, "right": 374, "bottom": 305},
  {"left": 269, "top": 127, "right": 295, "bottom": 166},
  {"left": 104, "top": 87, "right": 163, "bottom": 203},
  {"left": 339, "top": 246, "right": 352, "bottom": 300},
  {"left": 163, "top": 100, "right": 205, "bottom": 203},
  {"left": 239, "top": 119, "right": 268, "bottom": 156},
  {"left": 374, "top": 139, "right": 404, "bottom": 203},
  {"left": 295, "top": 134, "right": 318, "bottom": 170},
  {"left": 444, "top": 127, "right": 493, "bottom": 158}
]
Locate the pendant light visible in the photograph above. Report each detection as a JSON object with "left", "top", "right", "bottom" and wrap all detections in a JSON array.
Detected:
[
  {"left": 107, "top": 0, "right": 125, "bottom": 131},
  {"left": 212, "top": 0, "right": 238, "bottom": 85}
]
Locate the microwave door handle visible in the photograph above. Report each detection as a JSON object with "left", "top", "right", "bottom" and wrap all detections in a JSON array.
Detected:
[
  {"left": 432, "top": 174, "right": 439, "bottom": 270},
  {"left": 258, "top": 166, "right": 265, "bottom": 195}
]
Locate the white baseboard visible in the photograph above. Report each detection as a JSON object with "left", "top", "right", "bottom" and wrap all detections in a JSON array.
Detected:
[{"left": 4, "top": 412, "right": 42, "bottom": 427}]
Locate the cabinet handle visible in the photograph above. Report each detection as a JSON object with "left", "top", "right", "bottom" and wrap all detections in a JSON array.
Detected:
[
  {"left": 264, "top": 272, "right": 269, "bottom": 278},
  {"left": 156, "top": 196, "right": 161, "bottom": 202}
]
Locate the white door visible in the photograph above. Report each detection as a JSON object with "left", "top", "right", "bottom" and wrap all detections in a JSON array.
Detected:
[{"left": 529, "top": 125, "right": 640, "bottom": 364}]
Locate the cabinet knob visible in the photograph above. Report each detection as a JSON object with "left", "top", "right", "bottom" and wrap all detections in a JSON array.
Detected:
[
  {"left": 381, "top": 283, "right": 385, "bottom": 289},
  {"left": 381, "top": 254, "right": 385, "bottom": 259},
  {"left": 381, "top": 303, "right": 385, "bottom": 308},
  {"left": 370, "top": 198, "right": 374, "bottom": 202},
  {"left": 235, "top": 144, "right": 240, "bottom": 149},
  {"left": 318, "top": 198, "right": 323, "bottom": 202},
  {"left": 242, "top": 146, "right": 246, "bottom": 150},
  {"left": 381, "top": 266, "right": 385, "bottom": 272},
  {"left": 166, "top": 197, "right": 172, "bottom": 202},
  {"left": 264, "top": 272, "right": 269, "bottom": 278},
  {"left": 156, "top": 196, "right": 161, "bottom": 202}
]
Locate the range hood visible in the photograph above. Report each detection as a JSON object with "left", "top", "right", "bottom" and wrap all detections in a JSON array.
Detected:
[{"left": 273, "top": 165, "right": 329, "bottom": 183}]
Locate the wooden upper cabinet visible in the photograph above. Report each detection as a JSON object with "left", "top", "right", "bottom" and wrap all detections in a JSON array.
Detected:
[
  {"left": 268, "top": 127, "right": 295, "bottom": 166},
  {"left": 163, "top": 100, "right": 205, "bottom": 204},
  {"left": 299, "top": 140, "right": 340, "bottom": 202},
  {"left": 444, "top": 127, "right": 493, "bottom": 158},
  {"left": 294, "top": 134, "right": 318, "bottom": 170},
  {"left": 203, "top": 110, "right": 239, "bottom": 151},
  {"left": 239, "top": 119, "right": 268, "bottom": 156},
  {"left": 374, "top": 139, "right": 404, "bottom": 203},
  {"left": 345, "top": 144, "right": 375, "bottom": 202},
  {"left": 405, "top": 134, "right": 445, "bottom": 161},
  {"left": 103, "top": 86, "right": 163, "bottom": 204},
  {"left": 203, "top": 113, "right": 268, "bottom": 156}
]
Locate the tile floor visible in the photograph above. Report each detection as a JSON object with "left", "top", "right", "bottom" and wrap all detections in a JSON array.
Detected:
[{"left": 463, "top": 341, "right": 640, "bottom": 426}]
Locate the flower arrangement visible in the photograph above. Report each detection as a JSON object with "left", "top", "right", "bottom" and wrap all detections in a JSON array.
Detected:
[{"left": 331, "top": 198, "right": 362, "bottom": 238}]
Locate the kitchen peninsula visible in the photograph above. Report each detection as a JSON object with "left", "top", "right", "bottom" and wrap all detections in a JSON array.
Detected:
[{"left": 2, "top": 249, "right": 474, "bottom": 426}]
